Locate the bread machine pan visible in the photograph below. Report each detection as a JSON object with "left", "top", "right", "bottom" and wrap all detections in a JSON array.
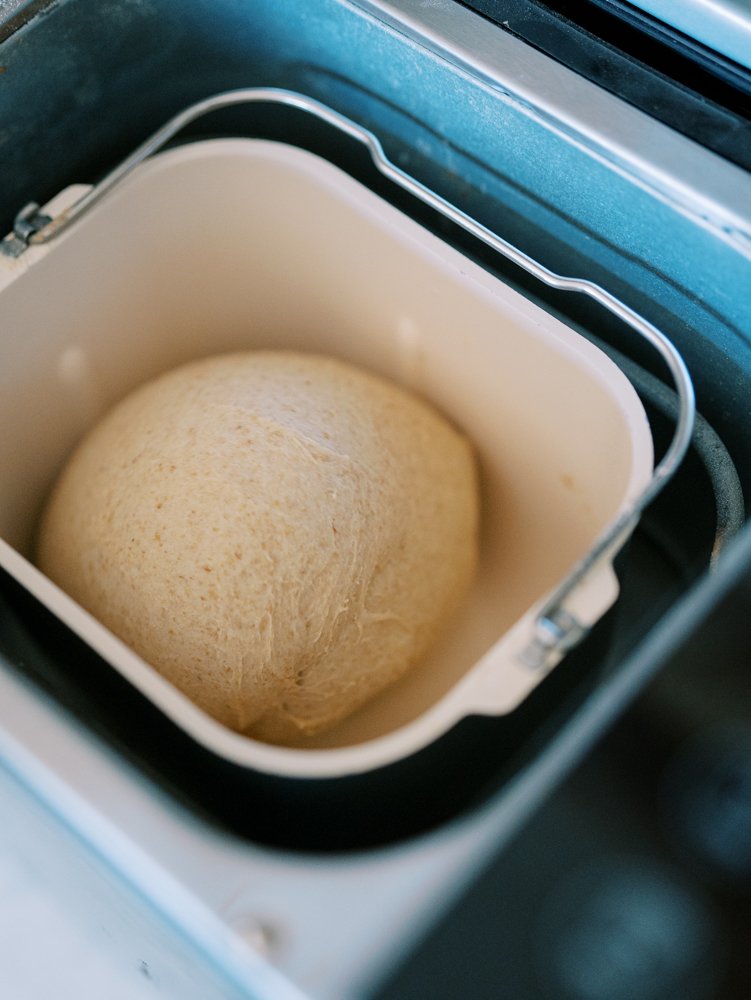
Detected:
[{"left": 0, "top": 92, "right": 693, "bottom": 849}]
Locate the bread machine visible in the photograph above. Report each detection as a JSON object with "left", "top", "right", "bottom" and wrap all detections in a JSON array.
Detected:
[{"left": 0, "top": 1, "right": 749, "bottom": 997}]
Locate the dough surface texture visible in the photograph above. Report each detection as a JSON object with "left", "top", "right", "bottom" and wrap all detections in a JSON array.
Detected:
[{"left": 37, "top": 352, "right": 478, "bottom": 741}]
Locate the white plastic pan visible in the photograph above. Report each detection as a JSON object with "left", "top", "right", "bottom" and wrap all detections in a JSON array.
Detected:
[{"left": 0, "top": 92, "right": 692, "bottom": 793}]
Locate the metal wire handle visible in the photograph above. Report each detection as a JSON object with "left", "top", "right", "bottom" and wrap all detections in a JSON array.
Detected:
[{"left": 11, "top": 87, "right": 696, "bottom": 666}]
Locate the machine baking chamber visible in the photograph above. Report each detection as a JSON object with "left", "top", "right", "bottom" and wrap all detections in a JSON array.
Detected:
[
  {"left": 1, "top": 0, "right": 751, "bottom": 991},
  {"left": 0, "top": 117, "right": 674, "bottom": 843}
]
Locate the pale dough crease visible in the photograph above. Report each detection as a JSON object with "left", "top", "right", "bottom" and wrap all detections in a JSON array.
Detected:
[{"left": 37, "top": 352, "right": 478, "bottom": 742}]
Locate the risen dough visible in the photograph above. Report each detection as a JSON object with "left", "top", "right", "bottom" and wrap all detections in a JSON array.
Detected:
[{"left": 37, "top": 352, "right": 478, "bottom": 741}]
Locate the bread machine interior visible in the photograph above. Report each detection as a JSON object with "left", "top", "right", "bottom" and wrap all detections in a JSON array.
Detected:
[{"left": 0, "top": 0, "right": 747, "bottom": 852}]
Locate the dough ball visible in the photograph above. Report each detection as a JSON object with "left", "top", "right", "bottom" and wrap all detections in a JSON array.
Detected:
[{"left": 37, "top": 352, "right": 478, "bottom": 741}]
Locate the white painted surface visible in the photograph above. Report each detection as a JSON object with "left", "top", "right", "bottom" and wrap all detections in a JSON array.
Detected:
[{"left": 0, "top": 849, "right": 157, "bottom": 1000}]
